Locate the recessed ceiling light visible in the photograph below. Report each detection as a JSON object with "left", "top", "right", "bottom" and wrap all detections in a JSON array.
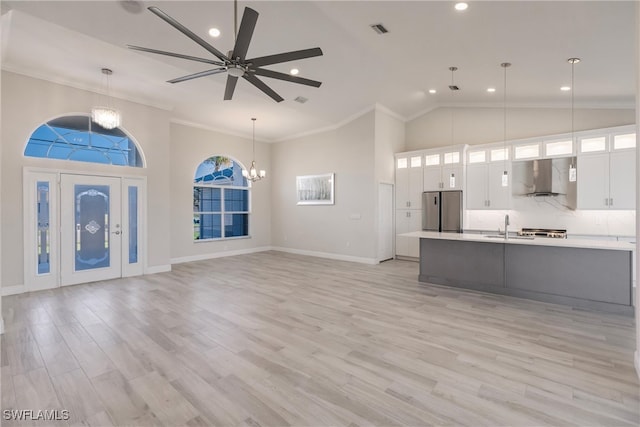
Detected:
[
  {"left": 428, "top": 89, "right": 437, "bottom": 94},
  {"left": 487, "top": 87, "right": 496, "bottom": 93},
  {"left": 455, "top": 2, "right": 469, "bottom": 11},
  {"left": 290, "top": 68, "right": 299, "bottom": 75},
  {"left": 560, "top": 86, "right": 571, "bottom": 91},
  {"left": 208, "top": 28, "right": 220, "bottom": 37}
]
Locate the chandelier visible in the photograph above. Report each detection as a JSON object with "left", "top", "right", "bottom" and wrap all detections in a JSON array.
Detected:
[
  {"left": 91, "top": 68, "right": 121, "bottom": 129},
  {"left": 242, "top": 118, "right": 266, "bottom": 182}
]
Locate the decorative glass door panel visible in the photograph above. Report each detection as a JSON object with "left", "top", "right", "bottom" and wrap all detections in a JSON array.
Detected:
[
  {"left": 61, "top": 175, "right": 122, "bottom": 286},
  {"left": 74, "top": 185, "right": 111, "bottom": 271}
]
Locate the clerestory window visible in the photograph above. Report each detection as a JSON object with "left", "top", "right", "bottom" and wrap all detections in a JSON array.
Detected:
[{"left": 24, "top": 115, "right": 143, "bottom": 167}]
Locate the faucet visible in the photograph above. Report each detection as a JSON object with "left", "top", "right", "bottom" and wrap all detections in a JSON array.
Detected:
[{"left": 504, "top": 214, "right": 510, "bottom": 240}]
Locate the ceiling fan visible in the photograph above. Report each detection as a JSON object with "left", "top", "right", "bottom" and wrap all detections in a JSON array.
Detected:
[{"left": 127, "top": 1, "right": 323, "bottom": 102}]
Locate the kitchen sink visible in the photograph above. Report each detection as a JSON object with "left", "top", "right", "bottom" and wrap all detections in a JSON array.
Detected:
[{"left": 484, "top": 235, "right": 535, "bottom": 240}]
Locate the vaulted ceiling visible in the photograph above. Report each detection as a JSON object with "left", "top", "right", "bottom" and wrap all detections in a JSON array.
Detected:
[{"left": 1, "top": 1, "right": 635, "bottom": 141}]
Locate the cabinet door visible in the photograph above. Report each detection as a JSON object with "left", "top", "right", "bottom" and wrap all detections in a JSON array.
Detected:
[
  {"left": 442, "top": 165, "right": 464, "bottom": 191},
  {"left": 408, "top": 166, "right": 424, "bottom": 209},
  {"left": 423, "top": 166, "right": 442, "bottom": 192},
  {"left": 609, "top": 151, "right": 635, "bottom": 210},
  {"left": 395, "top": 167, "right": 409, "bottom": 209},
  {"left": 466, "top": 164, "right": 488, "bottom": 210},
  {"left": 395, "top": 209, "right": 409, "bottom": 256},
  {"left": 577, "top": 154, "right": 609, "bottom": 209},
  {"left": 488, "top": 162, "right": 511, "bottom": 209},
  {"left": 407, "top": 210, "right": 422, "bottom": 258}
]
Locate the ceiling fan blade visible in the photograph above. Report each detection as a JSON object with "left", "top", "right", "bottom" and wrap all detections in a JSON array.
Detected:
[
  {"left": 243, "top": 74, "right": 284, "bottom": 102},
  {"left": 148, "top": 6, "right": 229, "bottom": 62},
  {"left": 248, "top": 47, "right": 323, "bottom": 67},
  {"left": 232, "top": 7, "right": 258, "bottom": 60},
  {"left": 127, "top": 45, "right": 224, "bottom": 66},
  {"left": 252, "top": 68, "right": 322, "bottom": 88},
  {"left": 224, "top": 75, "right": 239, "bottom": 100},
  {"left": 168, "top": 68, "right": 228, "bottom": 84}
]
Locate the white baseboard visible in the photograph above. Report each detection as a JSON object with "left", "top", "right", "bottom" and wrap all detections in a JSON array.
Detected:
[
  {"left": 635, "top": 351, "right": 640, "bottom": 380},
  {"left": 170, "top": 246, "right": 272, "bottom": 265},
  {"left": 145, "top": 264, "right": 172, "bottom": 274},
  {"left": 1, "top": 284, "right": 26, "bottom": 296},
  {"left": 271, "top": 246, "right": 378, "bottom": 265}
]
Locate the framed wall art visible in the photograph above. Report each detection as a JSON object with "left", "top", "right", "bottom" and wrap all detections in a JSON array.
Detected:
[{"left": 296, "top": 173, "right": 334, "bottom": 205}]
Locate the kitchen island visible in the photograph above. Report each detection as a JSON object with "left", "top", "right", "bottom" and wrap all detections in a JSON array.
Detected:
[{"left": 402, "top": 231, "right": 635, "bottom": 314}]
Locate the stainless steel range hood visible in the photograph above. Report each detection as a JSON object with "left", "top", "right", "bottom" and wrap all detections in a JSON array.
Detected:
[
  {"left": 512, "top": 157, "right": 577, "bottom": 208},
  {"left": 529, "top": 158, "right": 557, "bottom": 197}
]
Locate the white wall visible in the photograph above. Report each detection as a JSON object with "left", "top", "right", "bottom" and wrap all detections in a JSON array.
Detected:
[
  {"left": 1, "top": 71, "right": 172, "bottom": 288},
  {"left": 635, "top": 0, "right": 639, "bottom": 379},
  {"left": 406, "top": 107, "right": 635, "bottom": 150},
  {"left": 270, "top": 110, "right": 377, "bottom": 262},
  {"left": 169, "top": 122, "right": 271, "bottom": 263}
]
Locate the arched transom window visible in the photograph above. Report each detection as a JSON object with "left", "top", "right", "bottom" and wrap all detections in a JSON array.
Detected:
[
  {"left": 24, "top": 115, "right": 143, "bottom": 167},
  {"left": 193, "top": 156, "right": 250, "bottom": 240}
]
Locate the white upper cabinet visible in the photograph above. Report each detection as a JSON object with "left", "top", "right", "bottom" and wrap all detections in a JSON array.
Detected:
[
  {"left": 608, "top": 151, "right": 635, "bottom": 210},
  {"left": 466, "top": 162, "right": 511, "bottom": 210},
  {"left": 423, "top": 146, "right": 466, "bottom": 192},
  {"left": 395, "top": 154, "right": 424, "bottom": 209},
  {"left": 577, "top": 126, "right": 636, "bottom": 210},
  {"left": 577, "top": 154, "right": 610, "bottom": 209}
]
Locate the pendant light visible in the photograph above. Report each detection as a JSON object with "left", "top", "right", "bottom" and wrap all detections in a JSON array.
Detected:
[
  {"left": 91, "top": 68, "right": 121, "bottom": 129},
  {"left": 568, "top": 58, "right": 580, "bottom": 182},
  {"left": 448, "top": 66, "right": 458, "bottom": 188},
  {"left": 501, "top": 62, "right": 511, "bottom": 187},
  {"left": 242, "top": 118, "right": 266, "bottom": 182}
]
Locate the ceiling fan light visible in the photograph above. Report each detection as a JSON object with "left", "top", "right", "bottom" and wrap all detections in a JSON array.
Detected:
[{"left": 228, "top": 66, "right": 245, "bottom": 78}]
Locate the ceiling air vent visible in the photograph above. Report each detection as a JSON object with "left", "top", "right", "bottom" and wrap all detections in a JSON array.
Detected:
[
  {"left": 294, "top": 96, "right": 308, "bottom": 104},
  {"left": 370, "top": 23, "right": 389, "bottom": 35}
]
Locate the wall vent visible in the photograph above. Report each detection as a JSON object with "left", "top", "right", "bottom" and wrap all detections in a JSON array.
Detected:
[
  {"left": 370, "top": 23, "right": 389, "bottom": 34},
  {"left": 294, "top": 96, "right": 308, "bottom": 104}
]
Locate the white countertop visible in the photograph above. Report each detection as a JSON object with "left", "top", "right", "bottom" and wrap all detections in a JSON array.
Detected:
[{"left": 402, "top": 231, "right": 636, "bottom": 252}]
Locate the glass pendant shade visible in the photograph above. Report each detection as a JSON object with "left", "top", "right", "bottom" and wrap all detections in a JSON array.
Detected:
[
  {"left": 91, "top": 68, "right": 121, "bottom": 130},
  {"left": 243, "top": 118, "right": 266, "bottom": 182},
  {"left": 502, "top": 170, "right": 509, "bottom": 187},
  {"left": 449, "top": 173, "right": 456, "bottom": 188}
]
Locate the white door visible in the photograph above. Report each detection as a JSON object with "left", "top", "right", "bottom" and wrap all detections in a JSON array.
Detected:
[
  {"left": 61, "top": 175, "right": 122, "bottom": 286},
  {"left": 377, "top": 183, "right": 394, "bottom": 262}
]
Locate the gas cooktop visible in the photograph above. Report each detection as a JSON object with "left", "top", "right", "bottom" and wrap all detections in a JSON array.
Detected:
[{"left": 518, "top": 228, "right": 567, "bottom": 238}]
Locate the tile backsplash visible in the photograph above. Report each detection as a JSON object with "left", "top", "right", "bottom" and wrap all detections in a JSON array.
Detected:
[{"left": 465, "top": 197, "right": 635, "bottom": 237}]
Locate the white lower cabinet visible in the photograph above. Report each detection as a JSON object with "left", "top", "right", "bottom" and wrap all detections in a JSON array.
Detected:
[
  {"left": 395, "top": 209, "right": 422, "bottom": 258},
  {"left": 466, "top": 163, "right": 511, "bottom": 209}
]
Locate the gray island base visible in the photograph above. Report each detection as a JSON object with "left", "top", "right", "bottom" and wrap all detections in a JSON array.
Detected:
[{"left": 415, "top": 235, "right": 634, "bottom": 315}]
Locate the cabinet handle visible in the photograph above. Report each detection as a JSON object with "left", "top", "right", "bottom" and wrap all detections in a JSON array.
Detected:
[
  {"left": 610, "top": 198, "right": 613, "bottom": 206},
  {"left": 408, "top": 201, "right": 411, "bottom": 207},
  {"left": 487, "top": 200, "right": 491, "bottom": 207},
  {"left": 605, "top": 198, "right": 609, "bottom": 206},
  {"left": 406, "top": 212, "right": 410, "bottom": 218}
]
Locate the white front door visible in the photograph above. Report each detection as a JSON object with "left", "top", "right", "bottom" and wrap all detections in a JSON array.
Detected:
[{"left": 60, "top": 174, "right": 122, "bottom": 286}]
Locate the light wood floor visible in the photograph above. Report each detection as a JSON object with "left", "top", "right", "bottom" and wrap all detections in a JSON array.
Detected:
[{"left": 2, "top": 251, "right": 639, "bottom": 426}]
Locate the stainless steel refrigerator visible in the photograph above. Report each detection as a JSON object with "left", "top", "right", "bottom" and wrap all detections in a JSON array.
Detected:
[{"left": 422, "top": 190, "right": 463, "bottom": 232}]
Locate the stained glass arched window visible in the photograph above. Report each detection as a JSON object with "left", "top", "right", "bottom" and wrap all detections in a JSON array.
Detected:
[
  {"left": 193, "top": 156, "right": 250, "bottom": 240},
  {"left": 24, "top": 115, "right": 143, "bottom": 167}
]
